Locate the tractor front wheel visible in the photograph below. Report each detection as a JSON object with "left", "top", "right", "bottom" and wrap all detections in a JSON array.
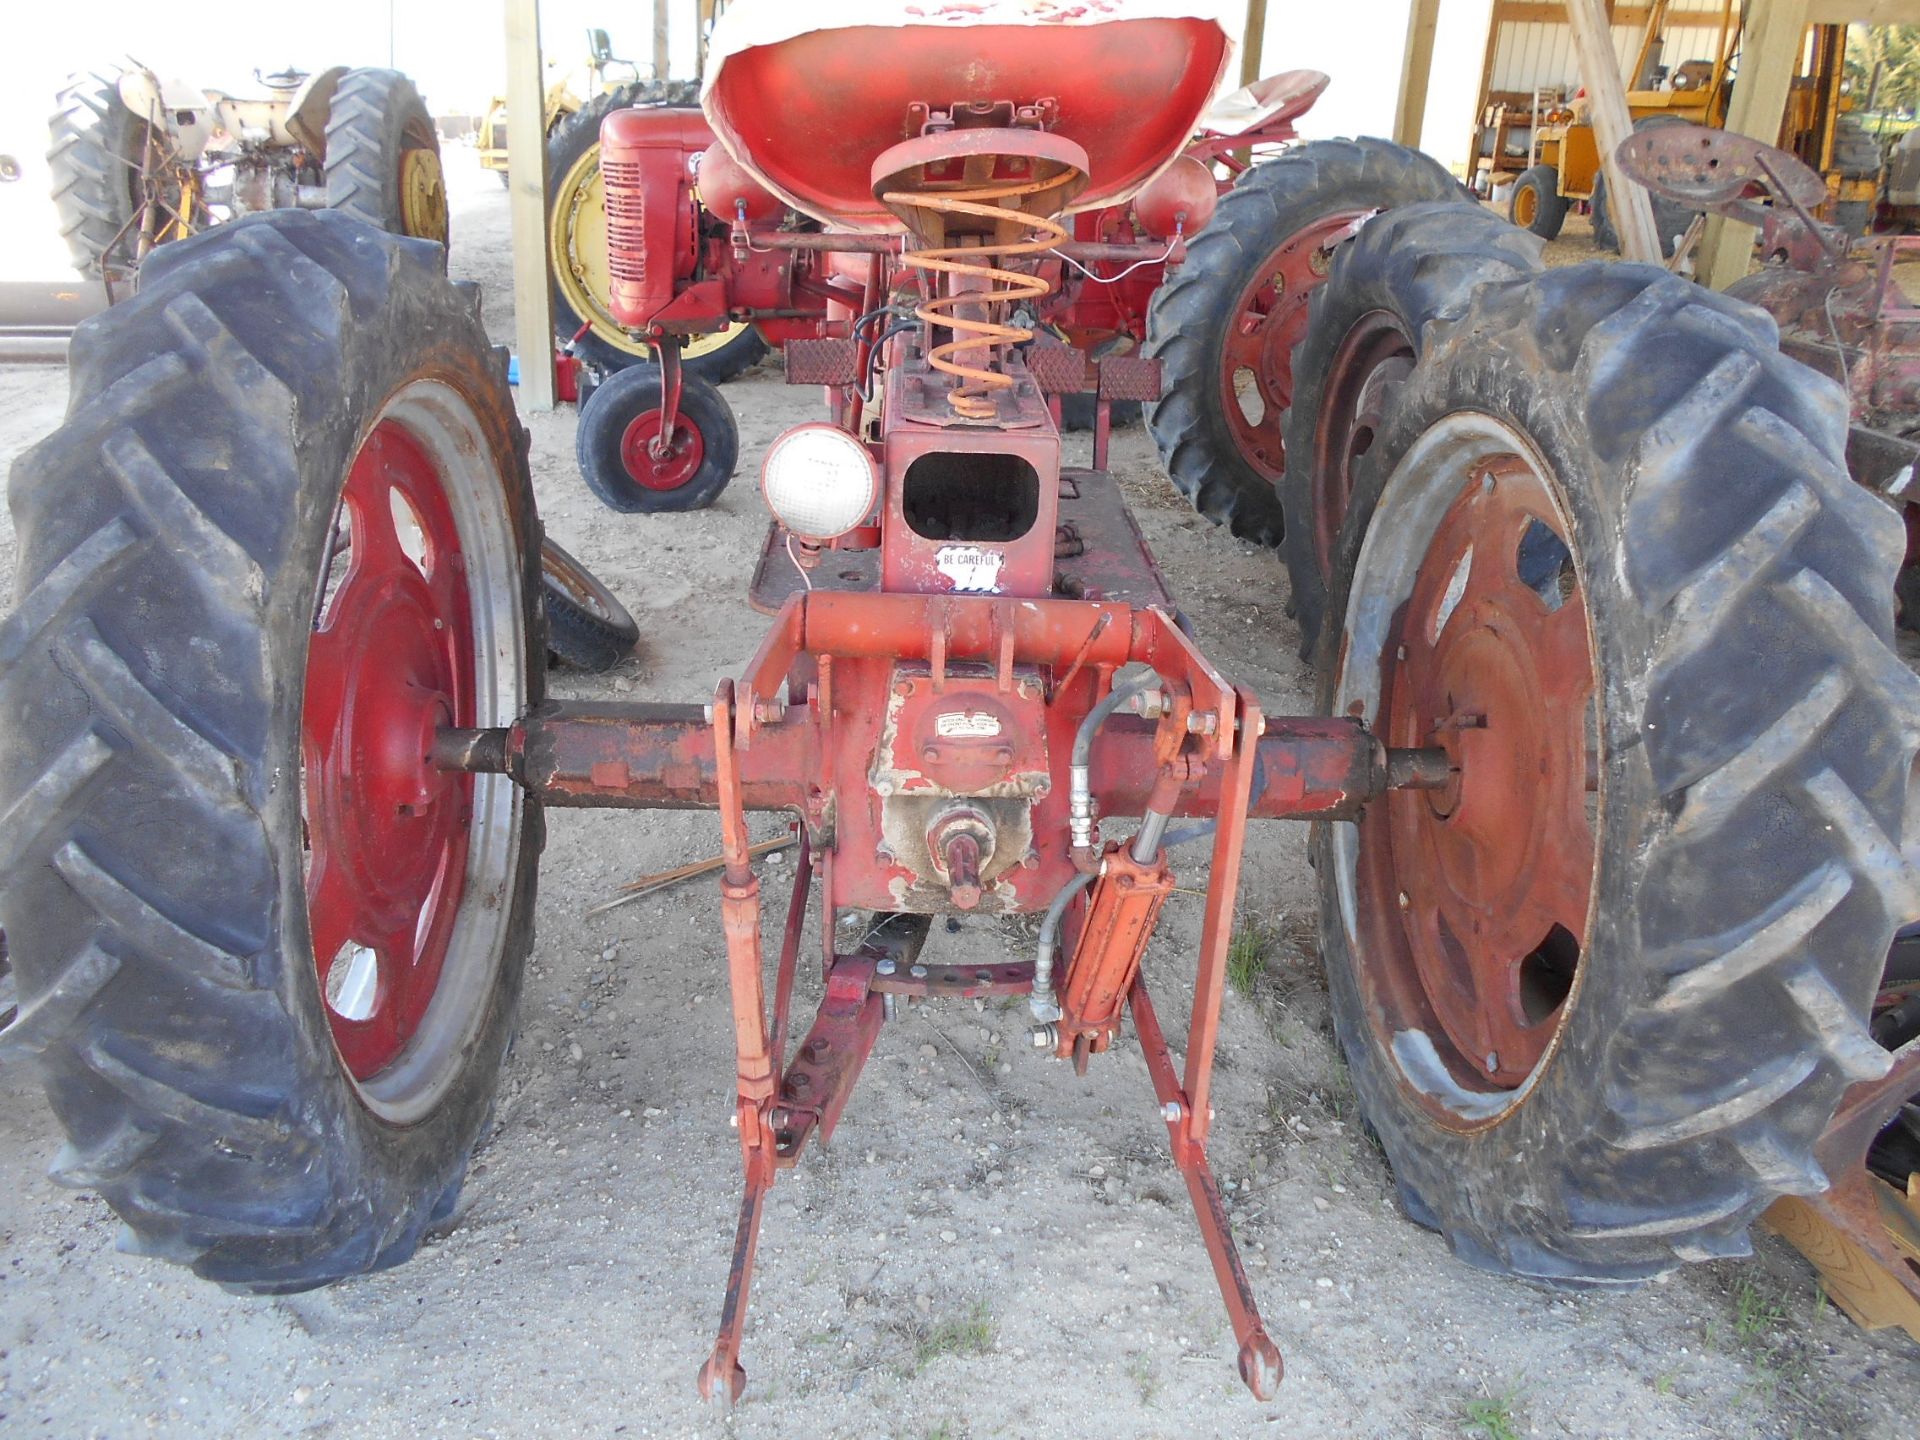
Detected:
[
  {"left": 1315, "top": 262, "right": 1919, "bottom": 1281},
  {"left": 0, "top": 210, "right": 542, "bottom": 1289},
  {"left": 1143, "top": 138, "right": 1465, "bottom": 546},
  {"left": 576, "top": 364, "right": 740, "bottom": 512}
]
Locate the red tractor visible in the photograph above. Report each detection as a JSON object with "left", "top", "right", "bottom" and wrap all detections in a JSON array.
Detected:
[{"left": 1, "top": 0, "right": 1915, "bottom": 1407}]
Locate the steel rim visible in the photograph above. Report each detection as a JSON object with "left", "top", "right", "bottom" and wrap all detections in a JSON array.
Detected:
[
  {"left": 1218, "top": 208, "right": 1369, "bottom": 483},
  {"left": 549, "top": 144, "right": 752, "bottom": 363},
  {"left": 1331, "top": 412, "right": 1599, "bottom": 1127},
  {"left": 1513, "top": 182, "right": 1539, "bottom": 229},
  {"left": 619, "top": 407, "right": 705, "bottom": 491},
  {"left": 1310, "top": 309, "right": 1415, "bottom": 581},
  {"left": 304, "top": 380, "right": 525, "bottom": 1123},
  {"left": 400, "top": 146, "right": 448, "bottom": 241}
]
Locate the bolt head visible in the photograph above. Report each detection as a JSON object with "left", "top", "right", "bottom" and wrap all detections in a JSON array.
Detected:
[
  {"left": 909, "top": 963, "right": 928, "bottom": 979},
  {"left": 1161, "top": 1100, "right": 1183, "bottom": 1122},
  {"left": 876, "top": 958, "right": 896, "bottom": 976},
  {"left": 728, "top": 1113, "right": 739, "bottom": 1128}
]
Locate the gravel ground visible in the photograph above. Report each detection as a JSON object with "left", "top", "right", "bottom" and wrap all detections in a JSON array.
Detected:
[{"left": 1, "top": 153, "right": 1917, "bottom": 1440}]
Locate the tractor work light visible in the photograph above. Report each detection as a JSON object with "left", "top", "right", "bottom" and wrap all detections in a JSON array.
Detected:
[{"left": 760, "top": 423, "right": 879, "bottom": 541}]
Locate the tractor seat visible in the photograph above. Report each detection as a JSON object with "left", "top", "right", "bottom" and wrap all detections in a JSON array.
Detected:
[{"left": 1198, "top": 70, "right": 1331, "bottom": 138}]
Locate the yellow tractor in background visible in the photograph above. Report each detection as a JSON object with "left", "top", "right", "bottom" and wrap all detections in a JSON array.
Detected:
[{"left": 1496, "top": 2, "right": 1880, "bottom": 254}]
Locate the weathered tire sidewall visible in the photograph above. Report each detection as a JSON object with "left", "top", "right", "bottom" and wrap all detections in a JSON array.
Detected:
[
  {"left": 1309, "top": 297, "right": 1663, "bottom": 1272},
  {"left": 256, "top": 240, "right": 539, "bottom": 1225}
]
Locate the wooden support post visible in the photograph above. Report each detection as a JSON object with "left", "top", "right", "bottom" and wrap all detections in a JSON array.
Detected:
[
  {"left": 697, "top": 0, "right": 719, "bottom": 84},
  {"left": 505, "top": 0, "right": 555, "bottom": 412},
  {"left": 654, "top": 0, "right": 671, "bottom": 83},
  {"left": 1394, "top": 0, "right": 1443, "bottom": 149},
  {"left": 1698, "top": 0, "right": 1813, "bottom": 290},
  {"left": 1564, "top": 0, "right": 1663, "bottom": 264},
  {"left": 1240, "top": 0, "right": 1268, "bottom": 87}
]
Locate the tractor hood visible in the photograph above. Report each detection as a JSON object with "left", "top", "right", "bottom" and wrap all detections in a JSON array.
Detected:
[{"left": 701, "top": 0, "right": 1236, "bottom": 232}]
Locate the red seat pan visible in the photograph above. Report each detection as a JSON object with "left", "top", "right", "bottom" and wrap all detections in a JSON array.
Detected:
[{"left": 701, "top": 0, "right": 1234, "bottom": 232}]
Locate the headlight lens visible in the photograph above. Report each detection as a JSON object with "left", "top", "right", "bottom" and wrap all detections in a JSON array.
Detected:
[{"left": 760, "top": 423, "right": 878, "bottom": 541}]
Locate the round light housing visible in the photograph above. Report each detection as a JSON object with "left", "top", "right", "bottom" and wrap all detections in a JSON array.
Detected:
[{"left": 760, "top": 423, "right": 879, "bottom": 541}]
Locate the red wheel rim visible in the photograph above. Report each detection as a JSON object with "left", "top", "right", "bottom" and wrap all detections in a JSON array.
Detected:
[
  {"left": 1218, "top": 209, "right": 1370, "bottom": 482},
  {"left": 304, "top": 421, "right": 476, "bottom": 1080},
  {"left": 1354, "top": 455, "right": 1597, "bottom": 1101},
  {"left": 619, "top": 409, "right": 705, "bottom": 491},
  {"left": 1310, "top": 310, "right": 1415, "bottom": 579}
]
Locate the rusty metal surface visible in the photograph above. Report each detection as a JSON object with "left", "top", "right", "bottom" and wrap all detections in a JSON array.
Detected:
[
  {"left": 1025, "top": 342, "right": 1092, "bottom": 396},
  {"left": 1616, "top": 123, "right": 1829, "bottom": 217},
  {"left": 1055, "top": 842, "right": 1174, "bottom": 1064},
  {"left": 1359, "top": 457, "right": 1596, "bottom": 1093},
  {"left": 1098, "top": 353, "right": 1163, "bottom": 403},
  {"left": 783, "top": 337, "right": 862, "bottom": 387},
  {"left": 1789, "top": 1038, "right": 1920, "bottom": 1318},
  {"left": 445, "top": 701, "right": 1403, "bottom": 826}
]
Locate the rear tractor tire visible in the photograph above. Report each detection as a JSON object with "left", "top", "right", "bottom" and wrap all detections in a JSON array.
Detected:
[
  {"left": 1143, "top": 137, "right": 1465, "bottom": 546},
  {"left": 325, "top": 68, "right": 450, "bottom": 251},
  {"left": 1280, "top": 201, "right": 1544, "bottom": 658},
  {"left": 0, "top": 210, "right": 544, "bottom": 1290},
  {"left": 575, "top": 363, "right": 740, "bottom": 513},
  {"left": 1313, "top": 262, "right": 1920, "bottom": 1283}
]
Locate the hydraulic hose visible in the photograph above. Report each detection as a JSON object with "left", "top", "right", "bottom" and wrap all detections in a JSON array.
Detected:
[
  {"left": 1069, "top": 669, "right": 1160, "bottom": 852},
  {"left": 1029, "top": 869, "right": 1096, "bottom": 1023}
]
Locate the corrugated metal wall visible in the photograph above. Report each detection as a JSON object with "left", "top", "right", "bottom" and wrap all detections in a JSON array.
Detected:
[{"left": 1490, "top": 9, "right": 1737, "bottom": 98}]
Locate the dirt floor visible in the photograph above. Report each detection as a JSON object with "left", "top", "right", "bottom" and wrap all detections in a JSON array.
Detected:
[{"left": 2, "top": 155, "right": 1918, "bottom": 1440}]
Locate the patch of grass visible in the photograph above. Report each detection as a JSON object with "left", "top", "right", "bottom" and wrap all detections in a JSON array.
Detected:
[
  {"left": 1127, "top": 1352, "right": 1158, "bottom": 1407},
  {"left": 915, "top": 1301, "right": 996, "bottom": 1370},
  {"left": 1733, "top": 1273, "right": 1786, "bottom": 1348},
  {"left": 923, "top": 1425, "right": 960, "bottom": 1440},
  {"left": 1228, "top": 914, "right": 1281, "bottom": 996},
  {"left": 1653, "top": 1370, "right": 1677, "bottom": 1396},
  {"left": 1462, "top": 1382, "right": 1524, "bottom": 1440}
]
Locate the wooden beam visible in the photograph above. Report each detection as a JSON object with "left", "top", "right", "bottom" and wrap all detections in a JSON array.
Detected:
[
  {"left": 654, "top": 0, "right": 671, "bottom": 82},
  {"left": 1395, "top": 0, "right": 1444, "bottom": 149},
  {"left": 1698, "top": 0, "right": 1812, "bottom": 289},
  {"left": 1241, "top": 0, "right": 1269, "bottom": 87},
  {"left": 505, "top": 0, "right": 555, "bottom": 412},
  {"left": 1565, "top": 0, "right": 1664, "bottom": 262}
]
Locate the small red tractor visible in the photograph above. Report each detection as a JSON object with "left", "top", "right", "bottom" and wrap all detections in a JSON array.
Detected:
[{"left": 1, "top": 0, "right": 1916, "bottom": 1406}]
